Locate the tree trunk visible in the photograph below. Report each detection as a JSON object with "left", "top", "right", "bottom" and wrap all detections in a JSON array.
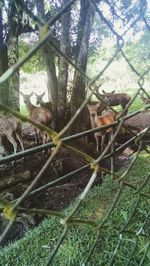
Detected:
[
  {"left": 36, "top": 0, "right": 58, "bottom": 120},
  {"left": 69, "top": 1, "right": 94, "bottom": 135},
  {"left": 57, "top": 0, "right": 71, "bottom": 130},
  {"left": 7, "top": 2, "right": 21, "bottom": 111},
  {"left": 75, "top": 0, "right": 89, "bottom": 61},
  {"left": 71, "top": 0, "right": 94, "bottom": 110},
  {"left": 0, "top": 9, "right": 9, "bottom": 107},
  {"left": 41, "top": 44, "right": 58, "bottom": 112},
  {"left": 7, "top": 37, "right": 20, "bottom": 111}
]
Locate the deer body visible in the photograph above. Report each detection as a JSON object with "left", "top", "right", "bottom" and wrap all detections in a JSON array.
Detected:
[
  {"left": 101, "top": 90, "right": 131, "bottom": 113},
  {"left": 0, "top": 116, "right": 24, "bottom": 154},
  {"left": 20, "top": 92, "right": 53, "bottom": 144},
  {"left": 87, "top": 104, "right": 116, "bottom": 153},
  {"left": 35, "top": 92, "right": 52, "bottom": 112}
]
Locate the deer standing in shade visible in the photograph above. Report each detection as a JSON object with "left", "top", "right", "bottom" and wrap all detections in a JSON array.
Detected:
[
  {"left": 20, "top": 91, "right": 53, "bottom": 145},
  {"left": 87, "top": 103, "right": 117, "bottom": 153}
]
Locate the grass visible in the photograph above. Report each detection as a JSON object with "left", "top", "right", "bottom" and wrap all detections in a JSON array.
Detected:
[
  {"left": 0, "top": 153, "right": 150, "bottom": 265},
  {"left": 20, "top": 105, "right": 28, "bottom": 116},
  {"left": 128, "top": 95, "right": 145, "bottom": 113}
]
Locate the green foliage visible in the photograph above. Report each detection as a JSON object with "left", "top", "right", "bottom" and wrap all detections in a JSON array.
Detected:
[
  {"left": 0, "top": 153, "right": 150, "bottom": 265},
  {"left": 19, "top": 40, "right": 45, "bottom": 73},
  {"left": 123, "top": 31, "right": 150, "bottom": 75}
]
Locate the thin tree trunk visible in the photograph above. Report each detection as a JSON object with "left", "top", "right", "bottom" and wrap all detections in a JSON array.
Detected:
[
  {"left": 75, "top": 0, "right": 89, "bottom": 61},
  {"left": 71, "top": 1, "right": 94, "bottom": 110},
  {"left": 36, "top": 0, "right": 58, "bottom": 118},
  {"left": 7, "top": 3, "right": 21, "bottom": 111},
  {"left": 41, "top": 44, "right": 58, "bottom": 112},
  {"left": 68, "top": 0, "right": 94, "bottom": 134},
  {"left": 7, "top": 37, "right": 20, "bottom": 111},
  {"left": 0, "top": 9, "right": 9, "bottom": 107},
  {"left": 69, "top": 1, "right": 94, "bottom": 135},
  {"left": 57, "top": 0, "right": 71, "bottom": 130}
]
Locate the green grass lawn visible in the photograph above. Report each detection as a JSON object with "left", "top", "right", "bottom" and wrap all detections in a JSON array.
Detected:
[
  {"left": 128, "top": 95, "right": 145, "bottom": 113},
  {"left": 0, "top": 153, "right": 150, "bottom": 266}
]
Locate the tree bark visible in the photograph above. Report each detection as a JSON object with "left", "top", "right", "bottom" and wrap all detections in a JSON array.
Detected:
[
  {"left": 36, "top": 0, "right": 58, "bottom": 118},
  {"left": 75, "top": 0, "right": 89, "bottom": 61},
  {"left": 7, "top": 2, "right": 22, "bottom": 111},
  {"left": 0, "top": 8, "right": 9, "bottom": 107},
  {"left": 69, "top": 1, "right": 94, "bottom": 135},
  {"left": 71, "top": 0, "right": 94, "bottom": 110},
  {"left": 57, "top": 0, "right": 71, "bottom": 130}
]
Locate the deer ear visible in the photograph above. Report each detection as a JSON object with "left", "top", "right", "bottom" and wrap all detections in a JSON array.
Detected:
[
  {"left": 34, "top": 92, "right": 38, "bottom": 96},
  {"left": 30, "top": 92, "right": 33, "bottom": 97},
  {"left": 42, "top": 91, "right": 45, "bottom": 97},
  {"left": 111, "top": 90, "right": 115, "bottom": 94}
]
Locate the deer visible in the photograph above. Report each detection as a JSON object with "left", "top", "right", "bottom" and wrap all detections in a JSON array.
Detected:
[
  {"left": 0, "top": 116, "right": 24, "bottom": 154},
  {"left": 87, "top": 103, "right": 117, "bottom": 153},
  {"left": 140, "top": 93, "right": 150, "bottom": 104},
  {"left": 35, "top": 92, "right": 52, "bottom": 112},
  {"left": 20, "top": 91, "right": 53, "bottom": 145},
  {"left": 100, "top": 90, "right": 131, "bottom": 114}
]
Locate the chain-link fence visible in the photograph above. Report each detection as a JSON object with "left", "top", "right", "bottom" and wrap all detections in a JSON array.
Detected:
[{"left": 0, "top": 0, "right": 150, "bottom": 265}]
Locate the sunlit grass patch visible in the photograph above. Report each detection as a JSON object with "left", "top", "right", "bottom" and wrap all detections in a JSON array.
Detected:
[{"left": 20, "top": 105, "right": 28, "bottom": 116}]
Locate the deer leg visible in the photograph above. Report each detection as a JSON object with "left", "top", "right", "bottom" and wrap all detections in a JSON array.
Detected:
[
  {"left": 34, "top": 128, "right": 39, "bottom": 145},
  {"left": 101, "top": 134, "right": 106, "bottom": 153},
  {"left": 16, "top": 133, "right": 24, "bottom": 151},
  {"left": 42, "top": 133, "right": 51, "bottom": 155},
  {"left": 7, "top": 133, "right": 17, "bottom": 154},
  {"left": 42, "top": 133, "right": 47, "bottom": 144},
  {"left": 15, "top": 132, "right": 25, "bottom": 164},
  {"left": 95, "top": 134, "right": 100, "bottom": 153},
  {"left": 43, "top": 132, "right": 50, "bottom": 144},
  {"left": 121, "top": 103, "right": 128, "bottom": 115}
]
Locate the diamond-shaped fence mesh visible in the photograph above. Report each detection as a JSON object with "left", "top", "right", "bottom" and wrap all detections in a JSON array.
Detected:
[{"left": 0, "top": 0, "right": 150, "bottom": 265}]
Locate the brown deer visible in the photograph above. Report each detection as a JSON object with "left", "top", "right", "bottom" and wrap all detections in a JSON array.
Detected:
[
  {"left": 101, "top": 90, "right": 131, "bottom": 113},
  {"left": 87, "top": 103, "right": 117, "bottom": 153},
  {"left": 0, "top": 116, "right": 24, "bottom": 154},
  {"left": 20, "top": 91, "right": 53, "bottom": 145},
  {"left": 35, "top": 92, "right": 52, "bottom": 112},
  {"left": 140, "top": 93, "right": 150, "bottom": 104}
]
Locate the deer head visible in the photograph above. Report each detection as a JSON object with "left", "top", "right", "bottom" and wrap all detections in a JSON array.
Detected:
[
  {"left": 35, "top": 92, "right": 45, "bottom": 105},
  {"left": 20, "top": 91, "right": 33, "bottom": 104}
]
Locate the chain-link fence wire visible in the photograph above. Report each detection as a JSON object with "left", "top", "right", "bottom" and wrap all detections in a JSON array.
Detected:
[{"left": 0, "top": 0, "right": 150, "bottom": 265}]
